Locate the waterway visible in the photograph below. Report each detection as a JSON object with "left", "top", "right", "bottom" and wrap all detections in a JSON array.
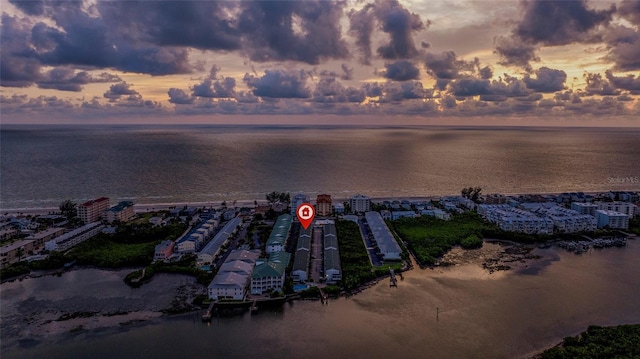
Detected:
[{"left": 2, "top": 241, "right": 639, "bottom": 358}]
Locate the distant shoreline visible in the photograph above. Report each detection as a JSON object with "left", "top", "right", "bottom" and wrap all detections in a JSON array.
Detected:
[{"left": 3, "top": 190, "right": 639, "bottom": 216}]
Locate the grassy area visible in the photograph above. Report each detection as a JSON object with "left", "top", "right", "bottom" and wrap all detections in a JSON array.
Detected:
[
  {"left": 124, "top": 255, "right": 214, "bottom": 288},
  {"left": 630, "top": 218, "right": 640, "bottom": 236},
  {"left": 389, "top": 212, "right": 495, "bottom": 266},
  {"left": 336, "top": 220, "right": 376, "bottom": 290},
  {"left": 539, "top": 324, "right": 640, "bottom": 358}
]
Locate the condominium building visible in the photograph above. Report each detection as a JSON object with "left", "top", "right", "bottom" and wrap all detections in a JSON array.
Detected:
[
  {"left": 77, "top": 197, "right": 110, "bottom": 223},
  {"left": 44, "top": 222, "right": 104, "bottom": 252},
  {"left": 316, "top": 194, "right": 332, "bottom": 217},
  {"left": 571, "top": 202, "right": 598, "bottom": 217},
  {"left": 534, "top": 206, "right": 596, "bottom": 233},
  {"left": 350, "top": 194, "right": 371, "bottom": 213},
  {"left": 251, "top": 251, "right": 291, "bottom": 295},
  {"left": 365, "top": 211, "right": 402, "bottom": 260},
  {"left": 1, "top": 239, "right": 36, "bottom": 268},
  {"left": 292, "top": 227, "right": 312, "bottom": 283},
  {"left": 323, "top": 224, "right": 341, "bottom": 283},
  {"left": 197, "top": 216, "right": 242, "bottom": 265},
  {"left": 207, "top": 249, "right": 260, "bottom": 300},
  {"left": 265, "top": 214, "right": 292, "bottom": 254},
  {"left": 596, "top": 202, "right": 637, "bottom": 217},
  {"left": 105, "top": 201, "right": 135, "bottom": 224},
  {"left": 478, "top": 205, "right": 553, "bottom": 235},
  {"left": 154, "top": 240, "right": 174, "bottom": 261},
  {"left": 26, "top": 227, "right": 66, "bottom": 248},
  {"left": 291, "top": 193, "right": 310, "bottom": 217},
  {"left": 595, "top": 210, "right": 629, "bottom": 229}
]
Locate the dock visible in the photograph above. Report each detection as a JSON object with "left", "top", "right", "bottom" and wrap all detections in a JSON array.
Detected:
[{"left": 202, "top": 301, "right": 215, "bottom": 322}]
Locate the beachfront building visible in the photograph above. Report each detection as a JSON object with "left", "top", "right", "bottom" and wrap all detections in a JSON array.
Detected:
[
  {"left": 292, "top": 227, "right": 312, "bottom": 283},
  {"left": 44, "top": 222, "right": 104, "bottom": 252},
  {"left": 323, "top": 224, "right": 341, "bottom": 283},
  {"left": 26, "top": 227, "right": 66, "bottom": 248},
  {"left": 197, "top": 216, "right": 242, "bottom": 266},
  {"left": 596, "top": 202, "right": 637, "bottom": 217},
  {"left": 77, "top": 197, "right": 110, "bottom": 224},
  {"left": 105, "top": 201, "right": 135, "bottom": 224},
  {"left": 175, "top": 237, "right": 196, "bottom": 253},
  {"left": 571, "top": 202, "right": 598, "bottom": 217},
  {"left": 0, "top": 239, "right": 36, "bottom": 268},
  {"left": 595, "top": 210, "right": 629, "bottom": 229},
  {"left": 350, "top": 194, "right": 371, "bottom": 213},
  {"left": 391, "top": 211, "right": 416, "bottom": 220},
  {"left": 250, "top": 251, "right": 291, "bottom": 295},
  {"left": 265, "top": 214, "right": 292, "bottom": 254},
  {"left": 291, "top": 193, "right": 310, "bottom": 217},
  {"left": 421, "top": 209, "right": 451, "bottom": 220},
  {"left": 316, "top": 194, "right": 332, "bottom": 217},
  {"left": 478, "top": 205, "right": 553, "bottom": 235},
  {"left": 154, "top": 240, "right": 174, "bottom": 261},
  {"left": 531, "top": 206, "right": 597, "bottom": 233},
  {"left": 365, "top": 211, "right": 402, "bottom": 260}
]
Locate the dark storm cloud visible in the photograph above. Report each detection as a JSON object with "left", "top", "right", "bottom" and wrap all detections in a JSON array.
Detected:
[
  {"left": 348, "top": 0, "right": 426, "bottom": 64},
  {"left": 603, "top": 26, "right": 640, "bottom": 71},
  {"left": 495, "top": 0, "right": 614, "bottom": 69},
  {"left": 606, "top": 71, "right": 640, "bottom": 95},
  {"left": 382, "top": 60, "right": 420, "bottom": 81},
  {"left": 0, "top": 15, "right": 43, "bottom": 87},
  {"left": 243, "top": 69, "right": 311, "bottom": 98},
  {"left": 423, "top": 51, "right": 476, "bottom": 80},
  {"left": 340, "top": 64, "right": 354, "bottom": 81},
  {"left": 379, "top": 80, "right": 432, "bottom": 102},
  {"left": 238, "top": 1, "right": 349, "bottom": 64},
  {"left": 618, "top": 0, "right": 640, "bottom": 25},
  {"left": 523, "top": 67, "right": 567, "bottom": 93},
  {"left": 168, "top": 88, "right": 195, "bottom": 105}
]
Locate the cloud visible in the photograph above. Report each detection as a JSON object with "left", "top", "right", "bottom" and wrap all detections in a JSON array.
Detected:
[
  {"left": 382, "top": 60, "right": 420, "bottom": 81},
  {"left": 237, "top": 1, "right": 349, "bottom": 64},
  {"left": 191, "top": 66, "right": 237, "bottom": 98},
  {"left": 0, "top": 15, "right": 43, "bottom": 87},
  {"left": 243, "top": 69, "right": 311, "bottom": 98},
  {"left": 448, "top": 76, "right": 530, "bottom": 99},
  {"left": 348, "top": 0, "right": 426, "bottom": 64},
  {"left": 168, "top": 88, "right": 195, "bottom": 105},
  {"left": 618, "top": 0, "right": 640, "bottom": 25},
  {"left": 606, "top": 71, "right": 640, "bottom": 95},
  {"left": 103, "top": 82, "right": 140, "bottom": 101},
  {"left": 495, "top": 0, "right": 614, "bottom": 69},
  {"left": 523, "top": 67, "right": 567, "bottom": 93},
  {"left": 423, "top": 51, "right": 476, "bottom": 80},
  {"left": 36, "top": 68, "right": 121, "bottom": 92},
  {"left": 582, "top": 72, "right": 620, "bottom": 96},
  {"left": 379, "top": 80, "right": 432, "bottom": 102},
  {"left": 312, "top": 77, "right": 366, "bottom": 103},
  {"left": 603, "top": 26, "right": 640, "bottom": 71}
]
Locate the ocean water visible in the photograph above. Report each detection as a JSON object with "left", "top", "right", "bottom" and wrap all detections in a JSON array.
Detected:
[{"left": 1, "top": 125, "right": 639, "bottom": 209}]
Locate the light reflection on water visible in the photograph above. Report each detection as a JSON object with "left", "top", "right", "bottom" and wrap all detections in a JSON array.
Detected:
[{"left": 2, "top": 240, "right": 639, "bottom": 359}]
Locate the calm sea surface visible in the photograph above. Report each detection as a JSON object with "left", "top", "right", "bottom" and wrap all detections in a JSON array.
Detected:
[
  {"left": 2, "top": 125, "right": 639, "bottom": 209},
  {"left": 2, "top": 241, "right": 640, "bottom": 358}
]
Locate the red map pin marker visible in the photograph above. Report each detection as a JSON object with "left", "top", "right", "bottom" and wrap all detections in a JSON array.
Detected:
[{"left": 296, "top": 203, "right": 315, "bottom": 230}]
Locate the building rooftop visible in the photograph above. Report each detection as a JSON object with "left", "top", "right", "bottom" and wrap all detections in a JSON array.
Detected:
[
  {"left": 252, "top": 251, "right": 291, "bottom": 279},
  {"left": 266, "top": 214, "right": 292, "bottom": 247},
  {"left": 0, "top": 239, "right": 35, "bottom": 254},
  {"left": 199, "top": 216, "right": 242, "bottom": 256},
  {"left": 365, "top": 211, "right": 401, "bottom": 256},
  {"left": 80, "top": 197, "right": 109, "bottom": 207},
  {"left": 208, "top": 272, "right": 247, "bottom": 289},
  {"left": 219, "top": 260, "right": 254, "bottom": 276},
  {"left": 107, "top": 201, "right": 134, "bottom": 213},
  {"left": 225, "top": 249, "right": 261, "bottom": 264}
]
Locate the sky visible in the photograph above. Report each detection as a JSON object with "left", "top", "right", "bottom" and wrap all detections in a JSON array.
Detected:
[{"left": 1, "top": 0, "right": 639, "bottom": 125}]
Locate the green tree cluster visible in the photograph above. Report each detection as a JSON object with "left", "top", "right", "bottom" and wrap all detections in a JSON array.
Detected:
[{"left": 540, "top": 324, "right": 640, "bottom": 358}]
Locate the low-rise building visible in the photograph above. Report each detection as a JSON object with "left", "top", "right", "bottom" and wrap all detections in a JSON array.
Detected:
[
  {"left": 105, "top": 201, "right": 135, "bottom": 224},
  {"left": 175, "top": 238, "right": 197, "bottom": 253},
  {"left": 533, "top": 206, "right": 596, "bottom": 233},
  {"left": 596, "top": 202, "right": 637, "bottom": 217},
  {"left": 365, "top": 211, "right": 402, "bottom": 260},
  {"left": 323, "top": 224, "right": 341, "bottom": 284},
  {"left": 25, "top": 227, "right": 65, "bottom": 248},
  {"left": 44, "top": 222, "right": 104, "bottom": 252},
  {"left": 208, "top": 272, "right": 250, "bottom": 301},
  {"left": 265, "top": 214, "right": 292, "bottom": 254},
  {"left": 250, "top": 251, "right": 291, "bottom": 295},
  {"left": 391, "top": 211, "right": 416, "bottom": 220},
  {"left": 197, "top": 216, "right": 242, "bottom": 265},
  {"left": 595, "top": 210, "right": 629, "bottom": 229},
  {"left": 422, "top": 209, "right": 451, "bottom": 220},
  {"left": 0, "top": 239, "right": 36, "bottom": 268},
  {"left": 154, "top": 240, "right": 174, "bottom": 261},
  {"left": 292, "top": 227, "right": 312, "bottom": 283},
  {"left": 478, "top": 205, "right": 553, "bottom": 235},
  {"left": 291, "top": 193, "right": 310, "bottom": 217}
]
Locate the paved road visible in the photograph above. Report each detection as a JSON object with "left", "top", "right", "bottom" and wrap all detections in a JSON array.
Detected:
[{"left": 358, "top": 218, "right": 383, "bottom": 267}]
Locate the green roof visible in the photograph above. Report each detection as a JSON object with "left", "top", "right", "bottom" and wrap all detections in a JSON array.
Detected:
[
  {"left": 252, "top": 251, "right": 291, "bottom": 279},
  {"left": 266, "top": 214, "right": 292, "bottom": 247}
]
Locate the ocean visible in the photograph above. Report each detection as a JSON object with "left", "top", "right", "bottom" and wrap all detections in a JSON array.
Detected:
[{"left": 2, "top": 125, "right": 639, "bottom": 209}]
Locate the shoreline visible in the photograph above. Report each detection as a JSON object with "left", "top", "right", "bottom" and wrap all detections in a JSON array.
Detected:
[{"left": 3, "top": 189, "right": 640, "bottom": 215}]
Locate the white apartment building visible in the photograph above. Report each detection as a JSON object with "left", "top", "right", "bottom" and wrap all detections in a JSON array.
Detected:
[
  {"left": 596, "top": 202, "right": 637, "bottom": 217},
  {"left": 535, "top": 206, "right": 596, "bottom": 233},
  {"left": 571, "top": 202, "right": 598, "bottom": 217},
  {"left": 350, "top": 194, "right": 371, "bottom": 213},
  {"left": 478, "top": 205, "right": 553, "bottom": 235},
  {"left": 44, "top": 222, "right": 104, "bottom": 251},
  {"left": 595, "top": 210, "right": 630, "bottom": 229}
]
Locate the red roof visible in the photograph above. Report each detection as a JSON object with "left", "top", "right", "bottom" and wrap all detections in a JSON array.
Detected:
[{"left": 80, "top": 197, "right": 109, "bottom": 207}]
